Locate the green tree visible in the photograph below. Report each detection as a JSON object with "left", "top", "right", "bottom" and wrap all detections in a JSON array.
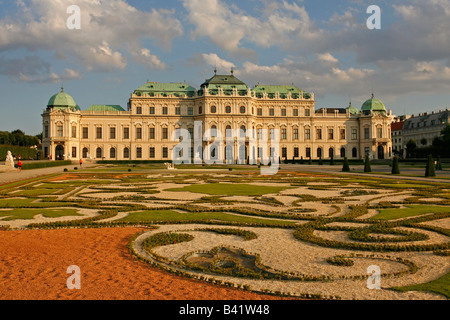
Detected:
[
  {"left": 391, "top": 156, "right": 400, "bottom": 174},
  {"left": 342, "top": 157, "right": 350, "bottom": 172},
  {"left": 425, "top": 155, "right": 436, "bottom": 177},
  {"left": 406, "top": 139, "right": 417, "bottom": 158},
  {"left": 364, "top": 155, "right": 372, "bottom": 173}
]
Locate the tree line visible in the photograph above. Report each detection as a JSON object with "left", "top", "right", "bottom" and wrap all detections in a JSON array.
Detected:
[{"left": 0, "top": 130, "right": 41, "bottom": 147}]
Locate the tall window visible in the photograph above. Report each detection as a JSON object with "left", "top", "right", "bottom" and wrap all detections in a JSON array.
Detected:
[
  {"left": 136, "top": 147, "right": 142, "bottom": 159},
  {"left": 57, "top": 125, "right": 63, "bottom": 137},
  {"left": 96, "top": 148, "right": 102, "bottom": 159},
  {"left": 124, "top": 127, "right": 130, "bottom": 139},
  {"left": 211, "top": 106, "right": 217, "bottom": 113},
  {"left": 136, "top": 127, "right": 142, "bottom": 139},
  {"left": 136, "top": 106, "right": 142, "bottom": 114},
  {"left": 149, "top": 147, "right": 155, "bottom": 159},
  {"left": 317, "top": 148, "right": 322, "bottom": 159},
  {"left": 211, "top": 125, "right": 217, "bottom": 137},
  {"left": 282, "top": 147, "right": 287, "bottom": 158},
  {"left": 162, "top": 128, "right": 168, "bottom": 139},
  {"left": 281, "top": 128, "right": 287, "bottom": 140},
  {"left": 352, "top": 148, "right": 358, "bottom": 158},
  {"left": 306, "top": 147, "right": 311, "bottom": 158},
  {"left": 328, "top": 129, "right": 334, "bottom": 140},
  {"left": 316, "top": 128, "right": 322, "bottom": 140},
  {"left": 340, "top": 148, "right": 346, "bottom": 158},
  {"left": 123, "top": 148, "right": 130, "bottom": 158},
  {"left": 82, "top": 148, "right": 88, "bottom": 158},
  {"left": 162, "top": 107, "right": 168, "bottom": 115},
  {"left": 149, "top": 127, "right": 155, "bottom": 140},
  {"left": 293, "top": 128, "right": 299, "bottom": 140},
  {"left": 351, "top": 129, "right": 358, "bottom": 140},
  {"left": 96, "top": 127, "right": 102, "bottom": 139},
  {"left": 71, "top": 126, "right": 77, "bottom": 138},
  {"left": 162, "top": 147, "right": 168, "bottom": 158},
  {"left": 269, "top": 109, "right": 274, "bottom": 116},
  {"left": 199, "top": 106, "right": 203, "bottom": 114},
  {"left": 240, "top": 126, "right": 246, "bottom": 138},
  {"left": 44, "top": 126, "right": 49, "bottom": 138},
  {"left": 377, "top": 128, "right": 383, "bottom": 139},
  {"left": 110, "top": 148, "right": 116, "bottom": 159},
  {"left": 305, "top": 109, "right": 311, "bottom": 117},
  {"left": 226, "top": 106, "right": 231, "bottom": 114},
  {"left": 240, "top": 106, "right": 246, "bottom": 114},
  {"left": 257, "top": 108, "right": 262, "bottom": 116},
  {"left": 340, "top": 129, "right": 346, "bottom": 140},
  {"left": 175, "top": 107, "right": 181, "bottom": 115},
  {"left": 188, "top": 107, "right": 193, "bottom": 115},
  {"left": 150, "top": 107, "right": 155, "bottom": 114},
  {"left": 281, "top": 109, "right": 286, "bottom": 116},
  {"left": 110, "top": 127, "right": 116, "bottom": 139},
  {"left": 294, "top": 147, "right": 299, "bottom": 158},
  {"left": 305, "top": 128, "right": 311, "bottom": 140},
  {"left": 364, "top": 128, "right": 370, "bottom": 139},
  {"left": 72, "top": 147, "right": 77, "bottom": 158},
  {"left": 293, "top": 109, "right": 299, "bottom": 116}
]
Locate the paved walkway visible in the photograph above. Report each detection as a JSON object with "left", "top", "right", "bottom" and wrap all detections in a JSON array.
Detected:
[
  {"left": 0, "top": 162, "right": 96, "bottom": 186},
  {"left": 280, "top": 164, "right": 450, "bottom": 184}
]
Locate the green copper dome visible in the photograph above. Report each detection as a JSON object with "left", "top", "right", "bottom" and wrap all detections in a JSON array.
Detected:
[
  {"left": 47, "top": 87, "right": 78, "bottom": 111},
  {"left": 346, "top": 102, "right": 359, "bottom": 115},
  {"left": 361, "top": 94, "right": 386, "bottom": 114}
]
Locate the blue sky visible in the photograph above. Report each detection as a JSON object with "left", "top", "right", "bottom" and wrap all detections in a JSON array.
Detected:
[{"left": 0, "top": 0, "right": 449, "bottom": 135}]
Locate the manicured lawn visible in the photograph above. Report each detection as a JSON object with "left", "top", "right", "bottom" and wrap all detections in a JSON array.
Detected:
[
  {"left": 166, "top": 183, "right": 293, "bottom": 196},
  {"left": 392, "top": 272, "right": 450, "bottom": 299},
  {"left": 371, "top": 205, "right": 450, "bottom": 220},
  {"left": 9, "top": 189, "right": 57, "bottom": 197},
  {"left": 0, "top": 208, "right": 81, "bottom": 221},
  {"left": 0, "top": 198, "right": 71, "bottom": 208},
  {"left": 119, "top": 210, "right": 295, "bottom": 226}
]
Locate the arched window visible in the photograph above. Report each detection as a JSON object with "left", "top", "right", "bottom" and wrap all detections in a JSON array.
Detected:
[
  {"left": 110, "top": 148, "right": 116, "bottom": 159},
  {"left": 225, "top": 125, "right": 232, "bottom": 138},
  {"left": 340, "top": 147, "right": 346, "bottom": 158},
  {"left": 240, "top": 125, "right": 246, "bottom": 138},
  {"left": 225, "top": 106, "right": 231, "bottom": 114},
  {"left": 96, "top": 147, "right": 103, "bottom": 159},
  {"left": 124, "top": 147, "right": 130, "bottom": 159},
  {"left": 240, "top": 106, "right": 246, "bottom": 114},
  {"left": 329, "top": 148, "right": 334, "bottom": 159},
  {"left": 211, "top": 105, "right": 216, "bottom": 113},
  {"left": 82, "top": 148, "right": 88, "bottom": 159},
  {"left": 199, "top": 106, "right": 203, "bottom": 114},
  {"left": 317, "top": 148, "right": 322, "bottom": 159},
  {"left": 352, "top": 147, "right": 358, "bottom": 158}
]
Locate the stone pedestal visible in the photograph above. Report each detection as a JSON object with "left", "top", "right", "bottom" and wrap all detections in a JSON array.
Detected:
[{"left": 1, "top": 151, "right": 16, "bottom": 172}]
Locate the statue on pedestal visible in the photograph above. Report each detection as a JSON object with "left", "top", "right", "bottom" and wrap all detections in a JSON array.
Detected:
[{"left": 1, "top": 151, "right": 16, "bottom": 172}]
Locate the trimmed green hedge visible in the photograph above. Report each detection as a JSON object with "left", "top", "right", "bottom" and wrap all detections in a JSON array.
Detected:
[
  {"left": 15, "top": 160, "right": 72, "bottom": 170},
  {"left": 0, "top": 145, "right": 38, "bottom": 161}
]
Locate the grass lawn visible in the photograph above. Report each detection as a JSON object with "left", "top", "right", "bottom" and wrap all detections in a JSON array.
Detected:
[
  {"left": 371, "top": 205, "right": 450, "bottom": 220},
  {"left": 0, "top": 198, "right": 71, "bottom": 208},
  {"left": 0, "top": 208, "right": 81, "bottom": 221},
  {"left": 9, "top": 189, "right": 57, "bottom": 197},
  {"left": 119, "top": 209, "right": 296, "bottom": 226},
  {"left": 392, "top": 272, "right": 450, "bottom": 299},
  {"left": 166, "top": 183, "right": 293, "bottom": 196}
]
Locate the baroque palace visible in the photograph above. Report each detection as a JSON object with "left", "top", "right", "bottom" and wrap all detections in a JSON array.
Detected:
[{"left": 42, "top": 71, "right": 393, "bottom": 163}]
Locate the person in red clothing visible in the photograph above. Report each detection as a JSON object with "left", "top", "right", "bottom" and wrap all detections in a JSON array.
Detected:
[
  {"left": 79, "top": 159, "right": 83, "bottom": 167},
  {"left": 18, "top": 159, "right": 22, "bottom": 172}
]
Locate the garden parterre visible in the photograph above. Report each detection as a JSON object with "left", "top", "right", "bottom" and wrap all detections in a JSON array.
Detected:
[{"left": 0, "top": 165, "right": 449, "bottom": 300}]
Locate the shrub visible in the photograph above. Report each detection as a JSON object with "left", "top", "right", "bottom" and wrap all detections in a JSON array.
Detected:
[
  {"left": 326, "top": 255, "right": 354, "bottom": 267},
  {"left": 391, "top": 156, "right": 400, "bottom": 174},
  {"left": 364, "top": 155, "right": 372, "bottom": 173},
  {"left": 342, "top": 157, "right": 350, "bottom": 172},
  {"left": 425, "top": 155, "right": 436, "bottom": 177}
]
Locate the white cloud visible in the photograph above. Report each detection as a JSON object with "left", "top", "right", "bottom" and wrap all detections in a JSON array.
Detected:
[
  {"left": 0, "top": 0, "right": 183, "bottom": 75},
  {"left": 201, "top": 53, "right": 236, "bottom": 72}
]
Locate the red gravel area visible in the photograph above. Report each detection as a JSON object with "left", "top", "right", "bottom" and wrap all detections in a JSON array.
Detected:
[{"left": 0, "top": 227, "right": 290, "bottom": 300}]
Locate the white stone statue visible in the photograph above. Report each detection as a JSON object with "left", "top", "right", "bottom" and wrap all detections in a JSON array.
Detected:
[
  {"left": 164, "top": 162, "right": 176, "bottom": 170},
  {"left": 0, "top": 151, "right": 16, "bottom": 172},
  {"left": 5, "top": 151, "right": 15, "bottom": 169}
]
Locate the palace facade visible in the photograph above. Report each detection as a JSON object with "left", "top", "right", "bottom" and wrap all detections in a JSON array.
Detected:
[{"left": 42, "top": 72, "right": 393, "bottom": 163}]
